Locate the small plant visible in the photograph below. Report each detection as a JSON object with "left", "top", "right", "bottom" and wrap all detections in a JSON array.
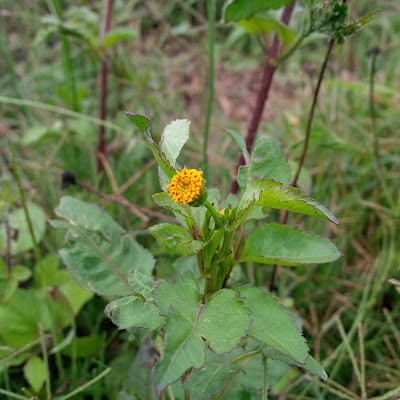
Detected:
[{"left": 53, "top": 114, "right": 341, "bottom": 398}]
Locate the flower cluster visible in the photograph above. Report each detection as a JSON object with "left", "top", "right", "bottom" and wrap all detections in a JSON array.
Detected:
[{"left": 168, "top": 167, "right": 204, "bottom": 204}]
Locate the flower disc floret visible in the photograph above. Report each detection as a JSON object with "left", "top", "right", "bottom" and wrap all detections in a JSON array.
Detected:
[{"left": 168, "top": 167, "right": 204, "bottom": 204}]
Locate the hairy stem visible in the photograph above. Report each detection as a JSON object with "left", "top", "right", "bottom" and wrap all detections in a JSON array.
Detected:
[{"left": 229, "top": 2, "right": 296, "bottom": 194}]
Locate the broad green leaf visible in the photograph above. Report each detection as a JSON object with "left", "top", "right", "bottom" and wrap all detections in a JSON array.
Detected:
[
  {"left": 106, "top": 296, "right": 164, "bottom": 331},
  {"left": 21, "top": 125, "right": 48, "bottom": 145},
  {"left": 59, "top": 280, "right": 93, "bottom": 316},
  {"left": 263, "top": 347, "right": 327, "bottom": 381},
  {"left": 237, "top": 165, "right": 249, "bottom": 189},
  {"left": 250, "top": 137, "right": 290, "bottom": 185},
  {"left": 11, "top": 266, "right": 32, "bottom": 282},
  {"left": 103, "top": 27, "right": 138, "bottom": 48},
  {"left": 0, "top": 276, "right": 18, "bottom": 304},
  {"left": 226, "top": 129, "right": 249, "bottom": 164},
  {"left": 0, "top": 203, "right": 46, "bottom": 255},
  {"left": 125, "top": 113, "right": 176, "bottom": 179},
  {"left": 184, "top": 349, "right": 241, "bottom": 400},
  {"left": 225, "top": 0, "right": 293, "bottom": 22},
  {"left": 153, "top": 274, "right": 251, "bottom": 394},
  {"left": 53, "top": 197, "right": 155, "bottom": 296},
  {"left": 128, "top": 269, "right": 155, "bottom": 300},
  {"left": 160, "top": 119, "right": 190, "bottom": 166},
  {"left": 233, "top": 285, "right": 308, "bottom": 363},
  {"left": 242, "top": 224, "right": 342, "bottom": 266},
  {"left": 23, "top": 356, "right": 47, "bottom": 392}
]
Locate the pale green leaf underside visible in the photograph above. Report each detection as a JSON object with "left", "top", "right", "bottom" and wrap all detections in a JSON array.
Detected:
[
  {"left": 153, "top": 274, "right": 251, "bottom": 394},
  {"left": 53, "top": 196, "right": 155, "bottom": 296},
  {"left": 234, "top": 285, "right": 309, "bottom": 364},
  {"left": 242, "top": 224, "right": 341, "bottom": 266},
  {"left": 160, "top": 119, "right": 190, "bottom": 167},
  {"left": 128, "top": 269, "right": 155, "bottom": 300},
  {"left": 23, "top": 356, "right": 47, "bottom": 393},
  {"left": 226, "top": 129, "right": 249, "bottom": 164}
]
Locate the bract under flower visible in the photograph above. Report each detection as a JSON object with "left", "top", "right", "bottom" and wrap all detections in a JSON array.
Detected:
[{"left": 167, "top": 167, "right": 204, "bottom": 204}]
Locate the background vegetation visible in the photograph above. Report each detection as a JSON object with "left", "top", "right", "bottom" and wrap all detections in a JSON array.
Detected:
[{"left": 0, "top": 0, "right": 399, "bottom": 399}]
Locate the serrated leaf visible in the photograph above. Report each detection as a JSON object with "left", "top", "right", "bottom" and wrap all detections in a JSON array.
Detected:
[
  {"left": 128, "top": 269, "right": 155, "bottom": 300},
  {"left": 153, "top": 274, "right": 251, "bottom": 394},
  {"left": 263, "top": 347, "right": 327, "bottom": 381},
  {"left": 106, "top": 296, "right": 164, "bottom": 331},
  {"left": 233, "top": 285, "right": 308, "bottom": 364},
  {"left": 184, "top": 349, "right": 241, "bottom": 400},
  {"left": 242, "top": 224, "right": 341, "bottom": 266},
  {"left": 53, "top": 197, "right": 155, "bottom": 296},
  {"left": 125, "top": 113, "right": 175, "bottom": 179},
  {"left": 227, "top": 129, "right": 249, "bottom": 164},
  {"left": 23, "top": 356, "right": 47, "bottom": 392},
  {"left": 103, "top": 27, "right": 138, "bottom": 48},
  {"left": 225, "top": 0, "right": 293, "bottom": 22},
  {"left": 235, "top": 179, "right": 338, "bottom": 228},
  {"left": 160, "top": 119, "right": 190, "bottom": 167}
]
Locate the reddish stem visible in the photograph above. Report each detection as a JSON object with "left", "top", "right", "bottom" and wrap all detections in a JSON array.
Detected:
[
  {"left": 97, "top": 0, "right": 115, "bottom": 173},
  {"left": 229, "top": 2, "right": 296, "bottom": 194}
]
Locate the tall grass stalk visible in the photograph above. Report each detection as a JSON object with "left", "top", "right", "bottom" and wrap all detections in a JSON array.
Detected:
[
  {"left": 202, "top": 0, "right": 216, "bottom": 182},
  {"left": 48, "top": 0, "right": 79, "bottom": 111}
]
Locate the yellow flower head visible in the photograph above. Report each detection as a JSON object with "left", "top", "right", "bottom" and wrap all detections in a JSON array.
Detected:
[{"left": 168, "top": 167, "right": 204, "bottom": 204}]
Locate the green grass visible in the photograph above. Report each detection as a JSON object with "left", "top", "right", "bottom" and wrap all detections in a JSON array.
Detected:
[{"left": 1, "top": 0, "right": 399, "bottom": 399}]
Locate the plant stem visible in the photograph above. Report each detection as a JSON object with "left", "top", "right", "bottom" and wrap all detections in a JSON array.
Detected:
[
  {"left": 229, "top": 2, "right": 296, "bottom": 194},
  {"left": 49, "top": 0, "right": 79, "bottom": 111},
  {"left": 204, "top": 200, "right": 221, "bottom": 228},
  {"left": 97, "top": 0, "right": 115, "bottom": 173},
  {"left": 202, "top": 0, "right": 216, "bottom": 182},
  {"left": 291, "top": 37, "right": 334, "bottom": 187},
  {"left": 0, "top": 389, "right": 30, "bottom": 400}
]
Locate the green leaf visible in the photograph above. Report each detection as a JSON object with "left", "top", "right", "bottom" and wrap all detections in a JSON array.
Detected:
[
  {"left": 125, "top": 113, "right": 149, "bottom": 132},
  {"left": 235, "top": 179, "right": 338, "bottom": 227},
  {"left": 203, "top": 227, "right": 225, "bottom": 268},
  {"left": 23, "top": 356, "right": 47, "bottom": 392},
  {"left": 263, "top": 347, "right": 327, "bottom": 381},
  {"left": 242, "top": 224, "right": 342, "bottom": 266},
  {"left": 238, "top": 16, "right": 296, "bottom": 43},
  {"left": 226, "top": 129, "right": 249, "bottom": 164},
  {"left": 149, "top": 223, "right": 205, "bottom": 255},
  {"left": 59, "top": 280, "right": 93, "bottom": 316},
  {"left": 233, "top": 286, "right": 308, "bottom": 363},
  {"left": 225, "top": 0, "right": 293, "bottom": 22},
  {"left": 151, "top": 193, "right": 190, "bottom": 218},
  {"left": 249, "top": 137, "right": 291, "bottom": 185},
  {"left": 184, "top": 349, "right": 240, "bottom": 400},
  {"left": 103, "top": 27, "right": 138, "bottom": 48},
  {"left": 12, "top": 266, "right": 32, "bottom": 282},
  {"left": 106, "top": 296, "right": 164, "bottom": 331},
  {"left": 125, "top": 113, "right": 176, "bottom": 179},
  {"left": 0, "top": 203, "right": 46, "bottom": 255},
  {"left": 61, "top": 334, "right": 102, "bottom": 358},
  {"left": 52, "top": 196, "right": 155, "bottom": 296},
  {"left": 160, "top": 119, "right": 190, "bottom": 167},
  {"left": 153, "top": 274, "right": 251, "bottom": 394},
  {"left": 128, "top": 269, "right": 155, "bottom": 300}
]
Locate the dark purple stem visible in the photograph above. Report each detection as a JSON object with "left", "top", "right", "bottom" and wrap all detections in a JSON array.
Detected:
[{"left": 229, "top": 2, "right": 296, "bottom": 194}]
